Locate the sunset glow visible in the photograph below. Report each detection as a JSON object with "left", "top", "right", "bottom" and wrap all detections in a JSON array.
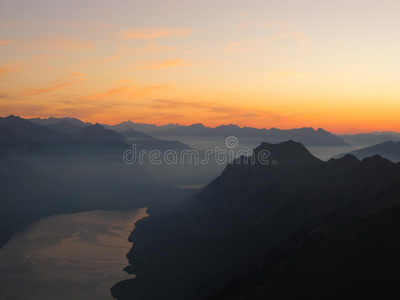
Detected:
[{"left": 1, "top": 0, "right": 399, "bottom": 133}]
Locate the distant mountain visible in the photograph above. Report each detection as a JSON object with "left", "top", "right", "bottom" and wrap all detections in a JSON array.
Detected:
[
  {"left": 106, "top": 121, "right": 180, "bottom": 134},
  {"left": 151, "top": 124, "right": 349, "bottom": 147},
  {"left": 0, "top": 116, "right": 197, "bottom": 154},
  {"left": 0, "top": 115, "right": 76, "bottom": 151},
  {"left": 338, "top": 132, "right": 400, "bottom": 147},
  {"left": 111, "top": 141, "right": 400, "bottom": 300},
  {"left": 119, "top": 129, "right": 195, "bottom": 152},
  {"left": 29, "top": 117, "right": 91, "bottom": 127},
  {"left": 336, "top": 140, "right": 400, "bottom": 162},
  {"left": 119, "top": 128, "right": 152, "bottom": 139},
  {"left": 27, "top": 118, "right": 349, "bottom": 146},
  {"left": 46, "top": 120, "right": 88, "bottom": 135},
  {"left": 76, "top": 123, "right": 128, "bottom": 147}
]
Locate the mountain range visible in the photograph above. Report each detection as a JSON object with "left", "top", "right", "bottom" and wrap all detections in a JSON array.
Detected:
[
  {"left": 111, "top": 141, "right": 400, "bottom": 300},
  {"left": 337, "top": 140, "right": 400, "bottom": 162},
  {"left": 101, "top": 120, "right": 351, "bottom": 147},
  {"left": 338, "top": 132, "right": 400, "bottom": 147},
  {"left": 0, "top": 115, "right": 77, "bottom": 151},
  {"left": 103, "top": 121, "right": 180, "bottom": 134},
  {"left": 24, "top": 116, "right": 400, "bottom": 148},
  {"left": 148, "top": 124, "right": 350, "bottom": 147},
  {"left": 0, "top": 116, "right": 196, "bottom": 153}
]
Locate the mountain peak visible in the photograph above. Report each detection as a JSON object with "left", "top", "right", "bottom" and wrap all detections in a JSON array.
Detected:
[
  {"left": 328, "top": 154, "right": 360, "bottom": 166},
  {"left": 78, "top": 123, "right": 107, "bottom": 135},
  {"left": 361, "top": 154, "right": 386, "bottom": 163},
  {"left": 360, "top": 154, "right": 395, "bottom": 167},
  {"left": 253, "top": 140, "right": 320, "bottom": 164},
  {"left": 2, "top": 115, "right": 30, "bottom": 126},
  {"left": 5, "top": 115, "right": 23, "bottom": 120},
  {"left": 121, "top": 120, "right": 134, "bottom": 125},
  {"left": 216, "top": 124, "right": 240, "bottom": 129},
  {"left": 189, "top": 123, "right": 206, "bottom": 128}
]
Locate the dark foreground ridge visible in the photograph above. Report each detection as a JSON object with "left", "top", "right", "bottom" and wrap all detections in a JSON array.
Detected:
[
  {"left": 111, "top": 141, "right": 400, "bottom": 300},
  {"left": 213, "top": 204, "right": 400, "bottom": 300}
]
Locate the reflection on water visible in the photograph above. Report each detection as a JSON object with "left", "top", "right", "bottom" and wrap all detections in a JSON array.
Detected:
[{"left": 0, "top": 208, "right": 148, "bottom": 300}]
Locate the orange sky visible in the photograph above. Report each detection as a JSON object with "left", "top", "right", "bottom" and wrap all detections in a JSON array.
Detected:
[{"left": 0, "top": 0, "right": 399, "bottom": 134}]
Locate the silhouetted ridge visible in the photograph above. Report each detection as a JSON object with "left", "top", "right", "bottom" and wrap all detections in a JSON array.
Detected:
[
  {"left": 328, "top": 154, "right": 360, "bottom": 165},
  {"left": 150, "top": 124, "right": 349, "bottom": 146},
  {"left": 252, "top": 140, "right": 320, "bottom": 164},
  {"left": 29, "top": 116, "right": 91, "bottom": 127},
  {"left": 361, "top": 154, "right": 394, "bottom": 166},
  {"left": 77, "top": 124, "right": 127, "bottom": 147},
  {"left": 111, "top": 139, "right": 400, "bottom": 300},
  {"left": 47, "top": 120, "right": 86, "bottom": 135},
  {"left": 0, "top": 115, "right": 76, "bottom": 151}
]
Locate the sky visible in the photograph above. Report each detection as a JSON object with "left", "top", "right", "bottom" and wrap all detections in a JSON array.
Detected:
[{"left": 0, "top": 0, "right": 399, "bottom": 134}]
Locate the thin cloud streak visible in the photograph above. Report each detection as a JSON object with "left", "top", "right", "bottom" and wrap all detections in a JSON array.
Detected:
[
  {"left": 82, "top": 84, "right": 170, "bottom": 100},
  {"left": 0, "top": 62, "right": 23, "bottom": 77},
  {"left": 121, "top": 28, "right": 191, "bottom": 41},
  {"left": 23, "top": 37, "right": 96, "bottom": 51},
  {"left": 151, "top": 99, "right": 286, "bottom": 122},
  {"left": 0, "top": 39, "right": 16, "bottom": 46},
  {"left": 21, "top": 71, "right": 85, "bottom": 96}
]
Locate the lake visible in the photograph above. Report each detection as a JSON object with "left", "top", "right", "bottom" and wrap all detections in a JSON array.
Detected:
[{"left": 0, "top": 208, "right": 148, "bottom": 300}]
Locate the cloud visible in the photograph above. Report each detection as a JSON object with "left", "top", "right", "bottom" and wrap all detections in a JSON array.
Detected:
[
  {"left": 0, "top": 103, "right": 48, "bottom": 117},
  {"left": 22, "top": 71, "right": 85, "bottom": 96},
  {"left": 150, "top": 99, "right": 285, "bottom": 122},
  {"left": 75, "top": 56, "right": 121, "bottom": 68},
  {"left": 100, "top": 56, "right": 121, "bottom": 63},
  {"left": 82, "top": 85, "right": 136, "bottom": 100},
  {"left": 121, "top": 28, "right": 191, "bottom": 41},
  {"left": 0, "top": 62, "right": 23, "bottom": 77},
  {"left": 24, "top": 37, "right": 95, "bottom": 51},
  {"left": 231, "top": 13, "right": 251, "bottom": 35},
  {"left": 0, "top": 92, "right": 12, "bottom": 99},
  {"left": 0, "top": 39, "right": 16, "bottom": 46},
  {"left": 82, "top": 83, "right": 170, "bottom": 100}
]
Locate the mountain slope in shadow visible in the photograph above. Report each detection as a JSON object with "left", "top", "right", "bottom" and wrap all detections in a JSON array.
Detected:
[
  {"left": 76, "top": 123, "right": 128, "bottom": 147},
  {"left": 0, "top": 115, "right": 76, "bottom": 151},
  {"left": 214, "top": 203, "right": 400, "bottom": 300},
  {"left": 111, "top": 141, "right": 400, "bottom": 300}
]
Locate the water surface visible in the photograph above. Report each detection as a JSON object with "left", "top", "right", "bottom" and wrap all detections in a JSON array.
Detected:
[{"left": 0, "top": 208, "right": 148, "bottom": 300}]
